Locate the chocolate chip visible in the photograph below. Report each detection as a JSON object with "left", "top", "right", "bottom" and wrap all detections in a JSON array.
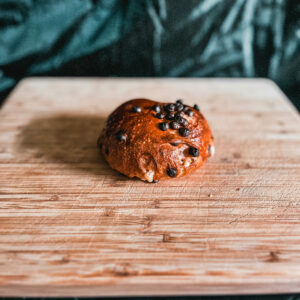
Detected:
[
  {"left": 116, "top": 130, "right": 126, "bottom": 141},
  {"left": 189, "top": 147, "right": 199, "bottom": 157},
  {"left": 164, "top": 104, "right": 175, "bottom": 113},
  {"left": 175, "top": 115, "right": 184, "bottom": 123},
  {"left": 179, "top": 128, "right": 190, "bottom": 137},
  {"left": 170, "top": 142, "right": 180, "bottom": 146},
  {"left": 170, "top": 121, "right": 180, "bottom": 129},
  {"left": 158, "top": 122, "right": 169, "bottom": 131},
  {"left": 167, "top": 168, "right": 178, "bottom": 177},
  {"left": 193, "top": 104, "right": 200, "bottom": 111},
  {"left": 166, "top": 113, "right": 175, "bottom": 120},
  {"left": 176, "top": 99, "right": 183, "bottom": 105},
  {"left": 176, "top": 104, "right": 184, "bottom": 112},
  {"left": 181, "top": 118, "right": 188, "bottom": 127},
  {"left": 183, "top": 105, "right": 189, "bottom": 112},
  {"left": 155, "top": 113, "right": 165, "bottom": 119},
  {"left": 153, "top": 105, "right": 161, "bottom": 113},
  {"left": 132, "top": 106, "right": 142, "bottom": 113},
  {"left": 175, "top": 115, "right": 188, "bottom": 126},
  {"left": 175, "top": 111, "right": 184, "bottom": 117},
  {"left": 105, "top": 148, "right": 109, "bottom": 155},
  {"left": 185, "top": 110, "right": 194, "bottom": 117}
]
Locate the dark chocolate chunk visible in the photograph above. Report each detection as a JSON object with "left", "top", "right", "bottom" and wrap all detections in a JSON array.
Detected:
[
  {"left": 185, "top": 110, "right": 194, "bottom": 117},
  {"left": 189, "top": 147, "right": 199, "bottom": 157},
  {"left": 181, "top": 118, "right": 188, "bottom": 127},
  {"left": 183, "top": 105, "right": 189, "bottom": 112},
  {"left": 105, "top": 148, "right": 109, "bottom": 155},
  {"left": 153, "top": 105, "right": 161, "bottom": 113},
  {"left": 170, "top": 121, "right": 180, "bottom": 129},
  {"left": 167, "top": 168, "right": 178, "bottom": 177},
  {"left": 155, "top": 113, "right": 165, "bottom": 119},
  {"left": 179, "top": 128, "right": 190, "bottom": 137},
  {"left": 158, "top": 122, "right": 169, "bottom": 131},
  {"left": 176, "top": 99, "right": 183, "bottom": 105},
  {"left": 164, "top": 104, "right": 175, "bottom": 113},
  {"left": 132, "top": 106, "right": 142, "bottom": 113},
  {"left": 175, "top": 115, "right": 188, "bottom": 126},
  {"left": 175, "top": 115, "right": 184, "bottom": 123},
  {"left": 116, "top": 130, "right": 126, "bottom": 141},
  {"left": 175, "top": 111, "right": 184, "bottom": 117},
  {"left": 166, "top": 113, "right": 175, "bottom": 120},
  {"left": 99, "top": 143, "right": 102, "bottom": 149},
  {"left": 176, "top": 104, "right": 184, "bottom": 112},
  {"left": 193, "top": 104, "right": 200, "bottom": 111}
]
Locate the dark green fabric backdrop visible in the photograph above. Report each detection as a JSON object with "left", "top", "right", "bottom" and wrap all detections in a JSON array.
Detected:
[{"left": 0, "top": 0, "right": 299, "bottom": 108}]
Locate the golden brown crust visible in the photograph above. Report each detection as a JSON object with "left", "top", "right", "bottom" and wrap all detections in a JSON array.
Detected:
[{"left": 98, "top": 99, "right": 214, "bottom": 182}]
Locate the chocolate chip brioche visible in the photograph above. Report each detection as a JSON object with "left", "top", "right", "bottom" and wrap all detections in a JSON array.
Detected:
[{"left": 98, "top": 99, "right": 214, "bottom": 182}]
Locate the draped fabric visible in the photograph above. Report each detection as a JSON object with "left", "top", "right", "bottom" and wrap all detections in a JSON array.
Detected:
[{"left": 0, "top": 0, "right": 299, "bottom": 109}]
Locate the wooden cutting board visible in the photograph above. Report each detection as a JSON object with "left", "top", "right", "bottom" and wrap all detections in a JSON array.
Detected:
[{"left": 0, "top": 78, "right": 299, "bottom": 297}]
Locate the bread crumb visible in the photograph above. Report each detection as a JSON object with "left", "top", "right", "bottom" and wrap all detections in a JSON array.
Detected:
[
  {"left": 208, "top": 145, "right": 215, "bottom": 156},
  {"left": 144, "top": 170, "right": 154, "bottom": 182}
]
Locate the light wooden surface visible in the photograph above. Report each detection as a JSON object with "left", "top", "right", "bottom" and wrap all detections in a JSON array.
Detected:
[{"left": 0, "top": 78, "right": 299, "bottom": 297}]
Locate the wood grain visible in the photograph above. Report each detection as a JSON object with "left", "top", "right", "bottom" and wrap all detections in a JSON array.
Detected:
[{"left": 0, "top": 78, "right": 299, "bottom": 297}]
